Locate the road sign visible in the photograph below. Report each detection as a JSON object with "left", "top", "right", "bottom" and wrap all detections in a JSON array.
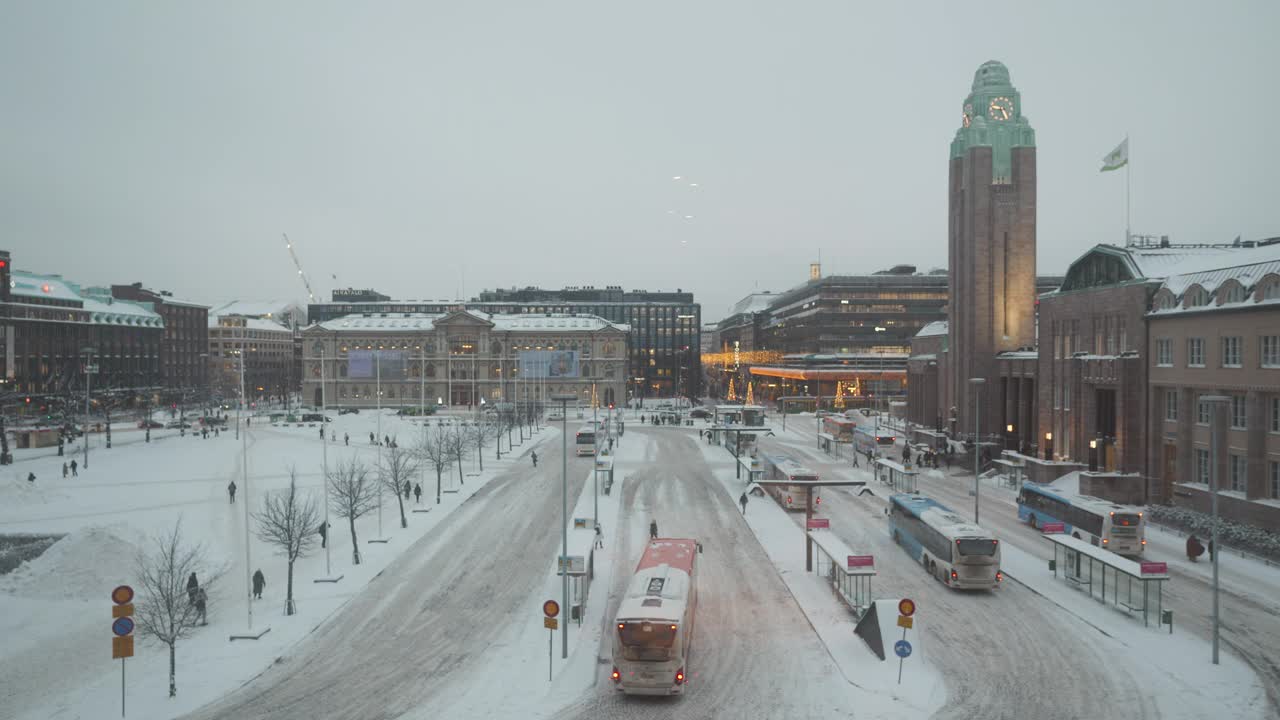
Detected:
[
  {"left": 544, "top": 617, "right": 558, "bottom": 630},
  {"left": 111, "top": 585, "right": 134, "bottom": 604},
  {"left": 542, "top": 599, "right": 560, "bottom": 618},
  {"left": 898, "top": 598, "right": 916, "bottom": 617},
  {"left": 806, "top": 518, "right": 830, "bottom": 530},
  {"left": 1140, "top": 561, "right": 1169, "bottom": 576},
  {"left": 112, "top": 584, "right": 135, "bottom": 715},
  {"left": 112, "top": 603, "right": 134, "bottom": 618},
  {"left": 112, "top": 617, "right": 135, "bottom": 636},
  {"left": 894, "top": 640, "right": 912, "bottom": 658},
  {"left": 897, "top": 615, "right": 914, "bottom": 629},
  {"left": 847, "top": 555, "right": 874, "bottom": 568},
  {"left": 112, "top": 635, "right": 134, "bottom": 659}
]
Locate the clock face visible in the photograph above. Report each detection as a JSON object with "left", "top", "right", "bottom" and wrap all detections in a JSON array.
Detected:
[
  {"left": 988, "top": 96, "right": 1013, "bottom": 121},
  {"left": 963, "top": 103, "right": 973, "bottom": 128}
]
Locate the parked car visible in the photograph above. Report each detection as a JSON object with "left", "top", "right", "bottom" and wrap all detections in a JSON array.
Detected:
[
  {"left": 138, "top": 420, "right": 164, "bottom": 429},
  {"left": 689, "top": 408, "right": 711, "bottom": 419},
  {"left": 339, "top": 408, "right": 360, "bottom": 415},
  {"left": 165, "top": 421, "right": 192, "bottom": 429}
]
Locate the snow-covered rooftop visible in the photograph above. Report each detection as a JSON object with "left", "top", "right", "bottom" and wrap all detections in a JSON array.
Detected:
[
  {"left": 309, "top": 312, "right": 628, "bottom": 334},
  {"left": 1148, "top": 241, "right": 1280, "bottom": 315},
  {"left": 724, "top": 292, "right": 776, "bottom": 319},
  {"left": 10, "top": 271, "right": 84, "bottom": 303},
  {"left": 210, "top": 316, "right": 293, "bottom": 333},
  {"left": 9, "top": 272, "right": 163, "bottom": 326},
  {"left": 211, "top": 300, "right": 301, "bottom": 320}
]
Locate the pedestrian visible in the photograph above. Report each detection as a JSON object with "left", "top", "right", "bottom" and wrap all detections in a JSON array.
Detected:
[
  {"left": 319, "top": 426, "right": 324, "bottom": 440},
  {"left": 252, "top": 569, "right": 265, "bottom": 599},
  {"left": 414, "top": 483, "right": 422, "bottom": 503},
  {"left": 331, "top": 431, "right": 336, "bottom": 442},
  {"left": 901, "top": 445, "right": 911, "bottom": 464},
  {"left": 27, "top": 471, "right": 35, "bottom": 483},
  {"left": 370, "top": 432, "right": 375, "bottom": 445},
  {"left": 194, "top": 587, "right": 208, "bottom": 626},
  {"left": 215, "top": 427, "right": 220, "bottom": 437},
  {"left": 384, "top": 435, "right": 390, "bottom": 447},
  {"left": 403, "top": 480, "right": 411, "bottom": 500},
  {"left": 186, "top": 572, "right": 199, "bottom": 604},
  {"left": 1208, "top": 538, "right": 1216, "bottom": 562},
  {"left": 852, "top": 451, "right": 860, "bottom": 468},
  {"left": 640, "top": 414, "right": 645, "bottom": 424},
  {"left": 63, "top": 462, "right": 69, "bottom": 478},
  {"left": 739, "top": 492, "right": 748, "bottom": 515},
  {"left": 228, "top": 480, "right": 237, "bottom": 503},
  {"left": 344, "top": 433, "right": 349, "bottom": 446},
  {"left": 595, "top": 523, "right": 604, "bottom": 549},
  {"left": 649, "top": 519, "right": 659, "bottom": 539},
  {"left": 608, "top": 437, "right": 614, "bottom": 452},
  {"left": 1186, "top": 534, "right": 1204, "bottom": 562},
  {"left": 70, "top": 459, "right": 78, "bottom": 476},
  {"left": 318, "top": 520, "right": 327, "bottom": 548},
  {"left": 531, "top": 451, "right": 538, "bottom": 468},
  {"left": 202, "top": 427, "right": 208, "bottom": 439}
]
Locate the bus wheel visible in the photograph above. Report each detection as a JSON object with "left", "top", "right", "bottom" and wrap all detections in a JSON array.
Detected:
[{"left": 1028, "top": 515, "right": 1037, "bottom": 530}]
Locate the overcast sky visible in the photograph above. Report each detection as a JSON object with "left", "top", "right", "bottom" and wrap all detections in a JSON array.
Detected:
[{"left": 3, "top": 1, "right": 1276, "bottom": 322}]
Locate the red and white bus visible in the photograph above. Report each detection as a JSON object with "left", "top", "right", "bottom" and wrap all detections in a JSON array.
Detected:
[
  {"left": 611, "top": 538, "right": 701, "bottom": 695},
  {"left": 821, "top": 416, "right": 858, "bottom": 443},
  {"left": 760, "top": 452, "right": 821, "bottom": 511}
]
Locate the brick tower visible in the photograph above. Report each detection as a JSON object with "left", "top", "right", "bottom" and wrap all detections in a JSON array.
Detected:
[{"left": 947, "top": 61, "right": 1037, "bottom": 438}]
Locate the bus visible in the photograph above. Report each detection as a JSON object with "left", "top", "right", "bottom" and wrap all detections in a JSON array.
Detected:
[
  {"left": 821, "top": 416, "right": 858, "bottom": 443},
  {"left": 612, "top": 538, "right": 701, "bottom": 695},
  {"left": 575, "top": 426, "right": 597, "bottom": 456},
  {"left": 853, "top": 425, "right": 896, "bottom": 457},
  {"left": 759, "top": 453, "right": 821, "bottom": 511},
  {"left": 888, "top": 494, "right": 1003, "bottom": 590},
  {"left": 1017, "top": 483, "right": 1146, "bottom": 555}
]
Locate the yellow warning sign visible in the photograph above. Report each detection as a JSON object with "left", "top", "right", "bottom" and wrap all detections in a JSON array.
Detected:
[
  {"left": 112, "top": 635, "right": 134, "bottom": 659},
  {"left": 897, "top": 615, "right": 914, "bottom": 630},
  {"left": 544, "top": 617, "right": 558, "bottom": 630}
]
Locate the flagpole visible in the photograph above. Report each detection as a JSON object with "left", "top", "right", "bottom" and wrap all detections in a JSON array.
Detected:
[{"left": 1125, "top": 134, "right": 1131, "bottom": 245}]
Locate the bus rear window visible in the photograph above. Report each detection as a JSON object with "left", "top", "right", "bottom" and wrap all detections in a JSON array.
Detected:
[
  {"left": 618, "top": 622, "right": 676, "bottom": 661},
  {"left": 1113, "top": 514, "right": 1141, "bottom": 527},
  {"left": 576, "top": 433, "right": 595, "bottom": 444},
  {"left": 956, "top": 539, "right": 998, "bottom": 556}
]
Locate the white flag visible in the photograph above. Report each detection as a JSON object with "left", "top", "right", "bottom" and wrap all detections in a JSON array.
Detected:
[{"left": 1101, "top": 139, "right": 1128, "bottom": 172}]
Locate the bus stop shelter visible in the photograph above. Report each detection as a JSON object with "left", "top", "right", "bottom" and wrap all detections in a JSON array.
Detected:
[
  {"left": 874, "top": 458, "right": 919, "bottom": 493},
  {"left": 1043, "top": 532, "right": 1170, "bottom": 628},
  {"left": 992, "top": 456, "right": 1024, "bottom": 490},
  {"left": 557, "top": 527, "right": 597, "bottom": 624},
  {"left": 807, "top": 530, "right": 875, "bottom": 618}
]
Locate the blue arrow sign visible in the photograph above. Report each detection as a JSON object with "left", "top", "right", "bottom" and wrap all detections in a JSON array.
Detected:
[
  {"left": 112, "top": 617, "right": 134, "bottom": 637},
  {"left": 894, "top": 639, "right": 912, "bottom": 658}
]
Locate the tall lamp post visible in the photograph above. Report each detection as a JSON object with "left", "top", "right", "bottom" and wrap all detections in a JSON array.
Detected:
[
  {"left": 968, "top": 377, "right": 985, "bottom": 525},
  {"left": 82, "top": 347, "right": 97, "bottom": 470},
  {"left": 551, "top": 393, "right": 578, "bottom": 660},
  {"left": 1201, "top": 394, "right": 1229, "bottom": 665}
]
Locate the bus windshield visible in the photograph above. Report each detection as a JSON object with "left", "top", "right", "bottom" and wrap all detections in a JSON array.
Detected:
[
  {"left": 956, "top": 539, "right": 998, "bottom": 557},
  {"left": 576, "top": 432, "right": 595, "bottom": 444},
  {"left": 618, "top": 622, "right": 676, "bottom": 661}
]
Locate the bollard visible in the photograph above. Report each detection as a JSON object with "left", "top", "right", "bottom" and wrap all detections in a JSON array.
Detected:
[
  {"left": 1163, "top": 609, "right": 1173, "bottom": 634},
  {"left": 1048, "top": 559, "right": 1056, "bottom": 573}
]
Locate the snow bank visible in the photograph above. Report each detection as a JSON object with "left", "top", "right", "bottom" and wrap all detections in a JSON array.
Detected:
[
  {"left": 0, "top": 525, "right": 141, "bottom": 599},
  {"left": 0, "top": 472, "right": 70, "bottom": 507}
]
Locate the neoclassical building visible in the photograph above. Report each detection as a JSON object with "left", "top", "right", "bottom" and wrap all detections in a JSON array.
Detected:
[{"left": 301, "top": 310, "right": 629, "bottom": 410}]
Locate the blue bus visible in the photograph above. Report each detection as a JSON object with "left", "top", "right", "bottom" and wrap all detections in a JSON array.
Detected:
[
  {"left": 1016, "top": 483, "right": 1145, "bottom": 555},
  {"left": 888, "top": 494, "right": 1002, "bottom": 590}
]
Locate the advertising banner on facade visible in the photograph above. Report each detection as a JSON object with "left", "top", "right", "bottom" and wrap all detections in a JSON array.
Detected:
[
  {"left": 347, "top": 350, "right": 408, "bottom": 380},
  {"left": 519, "top": 350, "right": 579, "bottom": 378}
]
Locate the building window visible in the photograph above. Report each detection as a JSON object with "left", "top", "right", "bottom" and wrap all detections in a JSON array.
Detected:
[
  {"left": 1230, "top": 395, "right": 1247, "bottom": 429},
  {"left": 1229, "top": 454, "right": 1247, "bottom": 493},
  {"left": 1156, "top": 338, "right": 1173, "bottom": 366},
  {"left": 1195, "top": 448, "right": 1210, "bottom": 484},
  {"left": 1197, "top": 396, "right": 1210, "bottom": 425},
  {"left": 1164, "top": 390, "right": 1178, "bottom": 422},
  {"left": 1263, "top": 280, "right": 1280, "bottom": 301},
  {"left": 1262, "top": 336, "right": 1280, "bottom": 368},
  {"left": 1186, "top": 287, "right": 1209, "bottom": 308},
  {"left": 1272, "top": 461, "right": 1280, "bottom": 499},
  {"left": 1271, "top": 396, "right": 1280, "bottom": 433},
  {"left": 1222, "top": 337, "right": 1242, "bottom": 368},
  {"left": 1188, "top": 338, "right": 1205, "bottom": 367},
  {"left": 1220, "top": 284, "right": 1245, "bottom": 304}
]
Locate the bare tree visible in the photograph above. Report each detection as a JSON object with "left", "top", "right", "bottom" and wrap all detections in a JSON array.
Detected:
[
  {"left": 445, "top": 424, "right": 475, "bottom": 487},
  {"left": 466, "top": 418, "right": 492, "bottom": 471},
  {"left": 417, "top": 425, "right": 458, "bottom": 505},
  {"left": 134, "top": 519, "right": 222, "bottom": 698},
  {"left": 326, "top": 458, "right": 378, "bottom": 565},
  {"left": 252, "top": 468, "right": 321, "bottom": 615},
  {"left": 379, "top": 445, "right": 419, "bottom": 529}
]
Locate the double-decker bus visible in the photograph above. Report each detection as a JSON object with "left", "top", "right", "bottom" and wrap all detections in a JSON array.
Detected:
[
  {"left": 853, "top": 425, "right": 896, "bottom": 457},
  {"left": 611, "top": 538, "right": 700, "bottom": 695},
  {"left": 888, "top": 494, "right": 1003, "bottom": 590},
  {"left": 759, "top": 453, "right": 820, "bottom": 511},
  {"left": 1017, "top": 483, "right": 1146, "bottom": 555},
  {"left": 821, "top": 416, "right": 858, "bottom": 443},
  {"left": 575, "top": 426, "right": 597, "bottom": 456}
]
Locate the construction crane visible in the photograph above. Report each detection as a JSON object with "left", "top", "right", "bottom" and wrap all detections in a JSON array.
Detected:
[{"left": 283, "top": 233, "right": 316, "bottom": 303}]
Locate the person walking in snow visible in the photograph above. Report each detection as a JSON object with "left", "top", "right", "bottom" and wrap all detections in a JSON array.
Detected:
[
  {"left": 344, "top": 433, "right": 349, "bottom": 446},
  {"left": 739, "top": 492, "right": 748, "bottom": 515},
  {"left": 194, "top": 587, "right": 208, "bottom": 626},
  {"left": 595, "top": 523, "right": 604, "bottom": 549},
  {"left": 370, "top": 432, "right": 375, "bottom": 445},
  {"left": 319, "top": 426, "right": 325, "bottom": 440},
  {"left": 227, "top": 480, "right": 237, "bottom": 503},
  {"left": 649, "top": 519, "right": 659, "bottom": 539},
  {"left": 1186, "top": 534, "right": 1204, "bottom": 562},
  {"left": 186, "top": 572, "right": 199, "bottom": 604},
  {"left": 402, "top": 480, "right": 411, "bottom": 500},
  {"left": 27, "top": 471, "right": 35, "bottom": 483},
  {"left": 70, "top": 459, "right": 78, "bottom": 476},
  {"left": 414, "top": 483, "right": 422, "bottom": 503},
  {"left": 63, "top": 462, "right": 69, "bottom": 478},
  {"left": 531, "top": 451, "right": 538, "bottom": 468},
  {"left": 318, "top": 521, "right": 327, "bottom": 549},
  {"left": 252, "top": 569, "right": 265, "bottom": 599}
]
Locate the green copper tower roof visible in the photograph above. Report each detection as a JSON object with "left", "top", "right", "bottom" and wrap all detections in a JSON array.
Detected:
[{"left": 951, "top": 60, "right": 1035, "bottom": 182}]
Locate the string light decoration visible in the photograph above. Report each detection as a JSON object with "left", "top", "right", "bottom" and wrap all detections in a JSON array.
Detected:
[{"left": 745, "top": 380, "right": 755, "bottom": 405}]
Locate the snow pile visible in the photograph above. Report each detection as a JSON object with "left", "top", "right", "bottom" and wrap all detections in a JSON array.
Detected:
[
  {"left": 0, "top": 473, "right": 70, "bottom": 507},
  {"left": 1049, "top": 471, "right": 1081, "bottom": 495},
  {"left": 1148, "top": 504, "right": 1280, "bottom": 561},
  {"left": 0, "top": 525, "right": 141, "bottom": 599}
]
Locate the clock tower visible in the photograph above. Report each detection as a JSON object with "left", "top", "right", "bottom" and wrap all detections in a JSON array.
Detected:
[{"left": 948, "top": 60, "right": 1037, "bottom": 438}]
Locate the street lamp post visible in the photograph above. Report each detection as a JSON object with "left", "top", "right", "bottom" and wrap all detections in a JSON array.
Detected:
[
  {"left": 968, "top": 377, "right": 985, "bottom": 525},
  {"left": 1202, "top": 394, "right": 1229, "bottom": 665},
  {"left": 320, "top": 347, "right": 332, "bottom": 577},
  {"left": 551, "top": 392, "right": 577, "bottom": 661},
  {"left": 82, "top": 347, "right": 97, "bottom": 470}
]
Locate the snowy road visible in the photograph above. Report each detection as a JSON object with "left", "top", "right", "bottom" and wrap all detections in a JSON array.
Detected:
[
  {"left": 182, "top": 437, "right": 593, "bottom": 720},
  {"left": 553, "top": 429, "right": 864, "bottom": 720}
]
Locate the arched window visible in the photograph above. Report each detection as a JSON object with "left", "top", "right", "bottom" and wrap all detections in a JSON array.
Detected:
[
  {"left": 1219, "top": 282, "right": 1245, "bottom": 304},
  {"left": 491, "top": 340, "right": 503, "bottom": 356},
  {"left": 1260, "top": 278, "right": 1280, "bottom": 301},
  {"left": 1185, "top": 287, "right": 1209, "bottom": 308}
]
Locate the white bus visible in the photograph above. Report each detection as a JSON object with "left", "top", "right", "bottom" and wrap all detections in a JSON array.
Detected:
[
  {"left": 612, "top": 538, "right": 700, "bottom": 695},
  {"left": 888, "top": 494, "right": 1003, "bottom": 590},
  {"left": 1017, "top": 482, "right": 1146, "bottom": 555},
  {"left": 575, "top": 426, "right": 597, "bottom": 456},
  {"left": 759, "top": 452, "right": 821, "bottom": 511}
]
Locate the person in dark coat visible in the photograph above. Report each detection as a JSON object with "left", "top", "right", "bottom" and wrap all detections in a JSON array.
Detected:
[
  {"left": 318, "top": 521, "right": 327, "bottom": 549},
  {"left": 319, "top": 427, "right": 325, "bottom": 440},
  {"left": 63, "top": 462, "right": 69, "bottom": 478},
  {"left": 649, "top": 519, "right": 659, "bottom": 539},
  {"left": 739, "top": 492, "right": 748, "bottom": 515},
  {"left": 414, "top": 483, "right": 422, "bottom": 503},
  {"left": 531, "top": 451, "right": 538, "bottom": 468},
  {"left": 344, "top": 433, "right": 349, "bottom": 446},
  {"left": 27, "top": 471, "right": 35, "bottom": 483},
  {"left": 1208, "top": 538, "right": 1216, "bottom": 562},
  {"left": 1186, "top": 534, "right": 1205, "bottom": 562},
  {"left": 595, "top": 523, "right": 604, "bottom": 549},
  {"left": 403, "top": 480, "right": 411, "bottom": 500},
  {"left": 194, "top": 587, "right": 208, "bottom": 626},
  {"left": 70, "top": 459, "right": 78, "bottom": 476},
  {"left": 370, "top": 432, "right": 376, "bottom": 445},
  {"left": 228, "top": 480, "right": 237, "bottom": 503},
  {"left": 186, "top": 572, "right": 199, "bottom": 604},
  {"left": 252, "top": 569, "right": 265, "bottom": 599}
]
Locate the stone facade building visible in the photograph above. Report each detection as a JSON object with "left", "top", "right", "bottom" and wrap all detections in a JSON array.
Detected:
[
  {"left": 207, "top": 301, "right": 302, "bottom": 404},
  {"left": 110, "top": 283, "right": 208, "bottom": 392},
  {"left": 301, "top": 310, "right": 628, "bottom": 410}
]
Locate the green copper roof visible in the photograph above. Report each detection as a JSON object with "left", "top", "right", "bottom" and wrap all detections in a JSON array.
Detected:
[{"left": 951, "top": 61, "right": 1035, "bottom": 181}]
